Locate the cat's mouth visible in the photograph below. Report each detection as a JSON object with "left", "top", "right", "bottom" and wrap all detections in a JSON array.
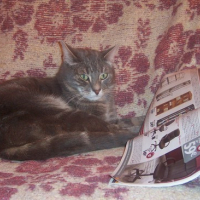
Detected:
[{"left": 83, "top": 90, "right": 104, "bottom": 101}]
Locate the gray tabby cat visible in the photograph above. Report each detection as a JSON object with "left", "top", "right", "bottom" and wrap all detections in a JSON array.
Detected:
[{"left": 0, "top": 42, "right": 143, "bottom": 161}]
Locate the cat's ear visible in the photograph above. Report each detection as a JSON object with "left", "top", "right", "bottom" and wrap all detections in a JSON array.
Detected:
[
  {"left": 59, "top": 41, "right": 78, "bottom": 66},
  {"left": 102, "top": 46, "right": 119, "bottom": 65}
]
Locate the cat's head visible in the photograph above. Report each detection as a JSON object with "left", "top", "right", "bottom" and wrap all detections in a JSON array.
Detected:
[{"left": 58, "top": 41, "right": 118, "bottom": 101}]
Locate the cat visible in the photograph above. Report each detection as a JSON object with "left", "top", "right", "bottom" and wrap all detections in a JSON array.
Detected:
[{"left": 0, "top": 41, "right": 143, "bottom": 161}]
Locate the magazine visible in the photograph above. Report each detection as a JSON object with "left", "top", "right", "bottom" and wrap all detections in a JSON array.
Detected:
[{"left": 110, "top": 68, "right": 200, "bottom": 187}]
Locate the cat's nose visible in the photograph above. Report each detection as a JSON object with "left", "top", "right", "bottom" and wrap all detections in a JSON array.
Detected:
[{"left": 94, "top": 89, "right": 101, "bottom": 95}]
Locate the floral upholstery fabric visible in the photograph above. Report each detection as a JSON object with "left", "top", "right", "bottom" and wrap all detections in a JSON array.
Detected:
[{"left": 0, "top": 0, "right": 200, "bottom": 199}]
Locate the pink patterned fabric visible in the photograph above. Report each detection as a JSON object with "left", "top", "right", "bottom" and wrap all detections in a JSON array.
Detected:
[{"left": 0, "top": 0, "right": 200, "bottom": 199}]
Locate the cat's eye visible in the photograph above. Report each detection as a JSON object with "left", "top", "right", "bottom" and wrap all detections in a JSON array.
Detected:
[
  {"left": 100, "top": 73, "right": 108, "bottom": 80},
  {"left": 80, "top": 74, "right": 89, "bottom": 81}
]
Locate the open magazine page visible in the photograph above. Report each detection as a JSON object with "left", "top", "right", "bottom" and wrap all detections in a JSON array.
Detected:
[
  {"left": 143, "top": 68, "right": 200, "bottom": 135},
  {"left": 111, "top": 68, "right": 200, "bottom": 187},
  {"left": 111, "top": 113, "right": 200, "bottom": 186},
  {"left": 110, "top": 153, "right": 200, "bottom": 187}
]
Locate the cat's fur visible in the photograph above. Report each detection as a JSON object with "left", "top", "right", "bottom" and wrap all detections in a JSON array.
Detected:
[{"left": 0, "top": 42, "right": 142, "bottom": 161}]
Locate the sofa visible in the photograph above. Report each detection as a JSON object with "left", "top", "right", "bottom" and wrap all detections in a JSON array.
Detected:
[{"left": 0, "top": 0, "right": 200, "bottom": 199}]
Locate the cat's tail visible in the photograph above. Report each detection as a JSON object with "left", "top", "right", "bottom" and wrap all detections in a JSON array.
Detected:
[
  {"left": 0, "top": 116, "right": 144, "bottom": 161},
  {"left": 0, "top": 129, "right": 137, "bottom": 161}
]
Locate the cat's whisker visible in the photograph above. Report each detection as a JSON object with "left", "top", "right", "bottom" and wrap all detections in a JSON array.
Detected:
[
  {"left": 67, "top": 93, "right": 82, "bottom": 104},
  {"left": 104, "top": 90, "right": 115, "bottom": 97},
  {"left": 75, "top": 96, "right": 85, "bottom": 109}
]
